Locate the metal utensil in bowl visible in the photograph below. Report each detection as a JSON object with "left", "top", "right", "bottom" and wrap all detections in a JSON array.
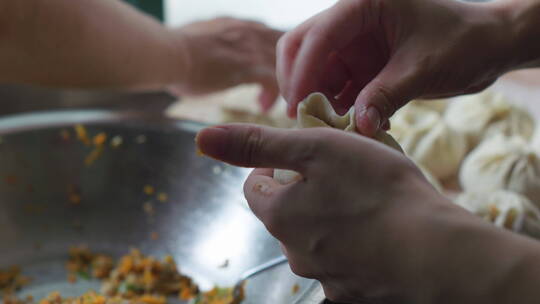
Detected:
[
  {"left": 0, "top": 110, "right": 311, "bottom": 303},
  {"left": 232, "top": 255, "right": 288, "bottom": 301}
]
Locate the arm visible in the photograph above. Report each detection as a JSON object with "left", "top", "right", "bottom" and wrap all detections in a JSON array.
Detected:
[
  {"left": 0, "top": 0, "right": 184, "bottom": 90},
  {"left": 196, "top": 123, "right": 540, "bottom": 304},
  {"left": 0, "top": 1, "right": 283, "bottom": 107}
]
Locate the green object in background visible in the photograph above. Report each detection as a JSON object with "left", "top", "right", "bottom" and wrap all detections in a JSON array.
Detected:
[{"left": 125, "top": 0, "right": 164, "bottom": 22}]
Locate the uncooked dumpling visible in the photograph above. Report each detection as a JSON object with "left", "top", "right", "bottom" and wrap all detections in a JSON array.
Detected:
[
  {"left": 455, "top": 190, "right": 540, "bottom": 238},
  {"left": 530, "top": 124, "right": 540, "bottom": 153},
  {"left": 460, "top": 135, "right": 540, "bottom": 204},
  {"left": 166, "top": 84, "right": 295, "bottom": 128},
  {"left": 409, "top": 98, "right": 449, "bottom": 114},
  {"left": 273, "top": 93, "right": 403, "bottom": 184},
  {"left": 444, "top": 90, "right": 534, "bottom": 147},
  {"left": 389, "top": 104, "right": 467, "bottom": 180}
]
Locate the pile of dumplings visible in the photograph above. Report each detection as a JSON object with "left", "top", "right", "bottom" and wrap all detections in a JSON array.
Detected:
[{"left": 389, "top": 90, "right": 540, "bottom": 239}]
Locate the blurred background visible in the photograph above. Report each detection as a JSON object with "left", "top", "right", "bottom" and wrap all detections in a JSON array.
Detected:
[
  {"left": 0, "top": 0, "right": 337, "bottom": 118},
  {"left": 165, "top": 0, "right": 334, "bottom": 29},
  {"left": 0, "top": 0, "right": 538, "bottom": 119},
  {"left": 125, "top": 0, "right": 336, "bottom": 29}
]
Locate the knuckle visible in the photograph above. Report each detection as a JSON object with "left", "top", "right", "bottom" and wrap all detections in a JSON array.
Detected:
[
  {"left": 239, "top": 126, "right": 265, "bottom": 166},
  {"left": 365, "top": 80, "right": 399, "bottom": 117}
]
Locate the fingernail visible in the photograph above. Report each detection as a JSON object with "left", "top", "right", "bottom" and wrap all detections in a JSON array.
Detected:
[
  {"left": 366, "top": 107, "right": 381, "bottom": 130},
  {"left": 195, "top": 126, "right": 230, "bottom": 158}
]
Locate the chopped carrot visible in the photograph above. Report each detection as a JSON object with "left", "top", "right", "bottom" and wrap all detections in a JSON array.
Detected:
[
  {"left": 84, "top": 146, "right": 103, "bottom": 167},
  {"left": 292, "top": 283, "right": 300, "bottom": 294},
  {"left": 74, "top": 124, "right": 90, "bottom": 146},
  {"left": 157, "top": 192, "right": 168, "bottom": 202},
  {"left": 60, "top": 129, "right": 70, "bottom": 141},
  {"left": 143, "top": 185, "right": 155, "bottom": 195},
  {"left": 92, "top": 133, "right": 107, "bottom": 146}
]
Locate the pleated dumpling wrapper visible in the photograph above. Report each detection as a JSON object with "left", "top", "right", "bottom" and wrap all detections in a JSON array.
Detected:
[
  {"left": 460, "top": 134, "right": 540, "bottom": 205},
  {"left": 455, "top": 190, "right": 540, "bottom": 238},
  {"left": 530, "top": 124, "right": 540, "bottom": 153},
  {"left": 444, "top": 90, "right": 534, "bottom": 147},
  {"left": 389, "top": 104, "right": 467, "bottom": 180},
  {"left": 273, "top": 93, "right": 403, "bottom": 184}
]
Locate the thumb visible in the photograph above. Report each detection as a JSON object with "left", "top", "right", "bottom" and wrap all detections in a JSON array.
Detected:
[
  {"left": 195, "top": 124, "right": 319, "bottom": 173},
  {"left": 354, "top": 55, "right": 423, "bottom": 137}
]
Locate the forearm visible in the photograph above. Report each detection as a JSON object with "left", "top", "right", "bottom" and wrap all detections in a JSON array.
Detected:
[
  {"left": 376, "top": 175, "right": 540, "bottom": 304},
  {"left": 408, "top": 201, "right": 540, "bottom": 304},
  {"left": 0, "top": 0, "right": 186, "bottom": 89},
  {"left": 433, "top": 220, "right": 540, "bottom": 304}
]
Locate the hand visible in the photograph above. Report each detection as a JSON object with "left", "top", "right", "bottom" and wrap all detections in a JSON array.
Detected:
[
  {"left": 276, "top": 0, "right": 517, "bottom": 136},
  {"left": 169, "top": 18, "right": 283, "bottom": 111},
  {"left": 196, "top": 124, "right": 540, "bottom": 304}
]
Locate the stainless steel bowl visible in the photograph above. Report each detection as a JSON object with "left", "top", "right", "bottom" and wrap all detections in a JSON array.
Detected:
[
  {"left": 0, "top": 110, "right": 315, "bottom": 303},
  {"left": 0, "top": 84, "right": 175, "bottom": 116}
]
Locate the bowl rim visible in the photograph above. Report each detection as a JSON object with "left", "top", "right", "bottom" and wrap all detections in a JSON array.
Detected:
[{"left": 0, "top": 110, "right": 209, "bottom": 135}]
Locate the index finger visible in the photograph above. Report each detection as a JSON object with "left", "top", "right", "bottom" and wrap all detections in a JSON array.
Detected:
[
  {"left": 195, "top": 124, "right": 323, "bottom": 173},
  {"left": 276, "top": 16, "right": 319, "bottom": 116}
]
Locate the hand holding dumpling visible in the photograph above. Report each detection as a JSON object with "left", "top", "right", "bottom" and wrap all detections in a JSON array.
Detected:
[
  {"left": 277, "top": 0, "right": 524, "bottom": 136},
  {"left": 274, "top": 92, "right": 402, "bottom": 184},
  {"left": 195, "top": 123, "right": 540, "bottom": 303}
]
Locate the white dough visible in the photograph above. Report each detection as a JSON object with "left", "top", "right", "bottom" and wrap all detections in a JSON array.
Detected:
[
  {"left": 409, "top": 98, "right": 449, "bottom": 114},
  {"left": 389, "top": 105, "right": 467, "bottom": 180},
  {"left": 455, "top": 190, "right": 540, "bottom": 238},
  {"left": 273, "top": 93, "right": 402, "bottom": 184},
  {"left": 444, "top": 90, "right": 534, "bottom": 147},
  {"left": 166, "top": 84, "right": 295, "bottom": 128},
  {"left": 530, "top": 124, "right": 540, "bottom": 153},
  {"left": 460, "top": 134, "right": 540, "bottom": 205}
]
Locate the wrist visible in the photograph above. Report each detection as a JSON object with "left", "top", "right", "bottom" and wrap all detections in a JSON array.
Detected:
[
  {"left": 491, "top": 0, "right": 540, "bottom": 69},
  {"left": 424, "top": 213, "right": 540, "bottom": 304},
  {"left": 380, "top": 173, "right": 533, "bottom": 304}
]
